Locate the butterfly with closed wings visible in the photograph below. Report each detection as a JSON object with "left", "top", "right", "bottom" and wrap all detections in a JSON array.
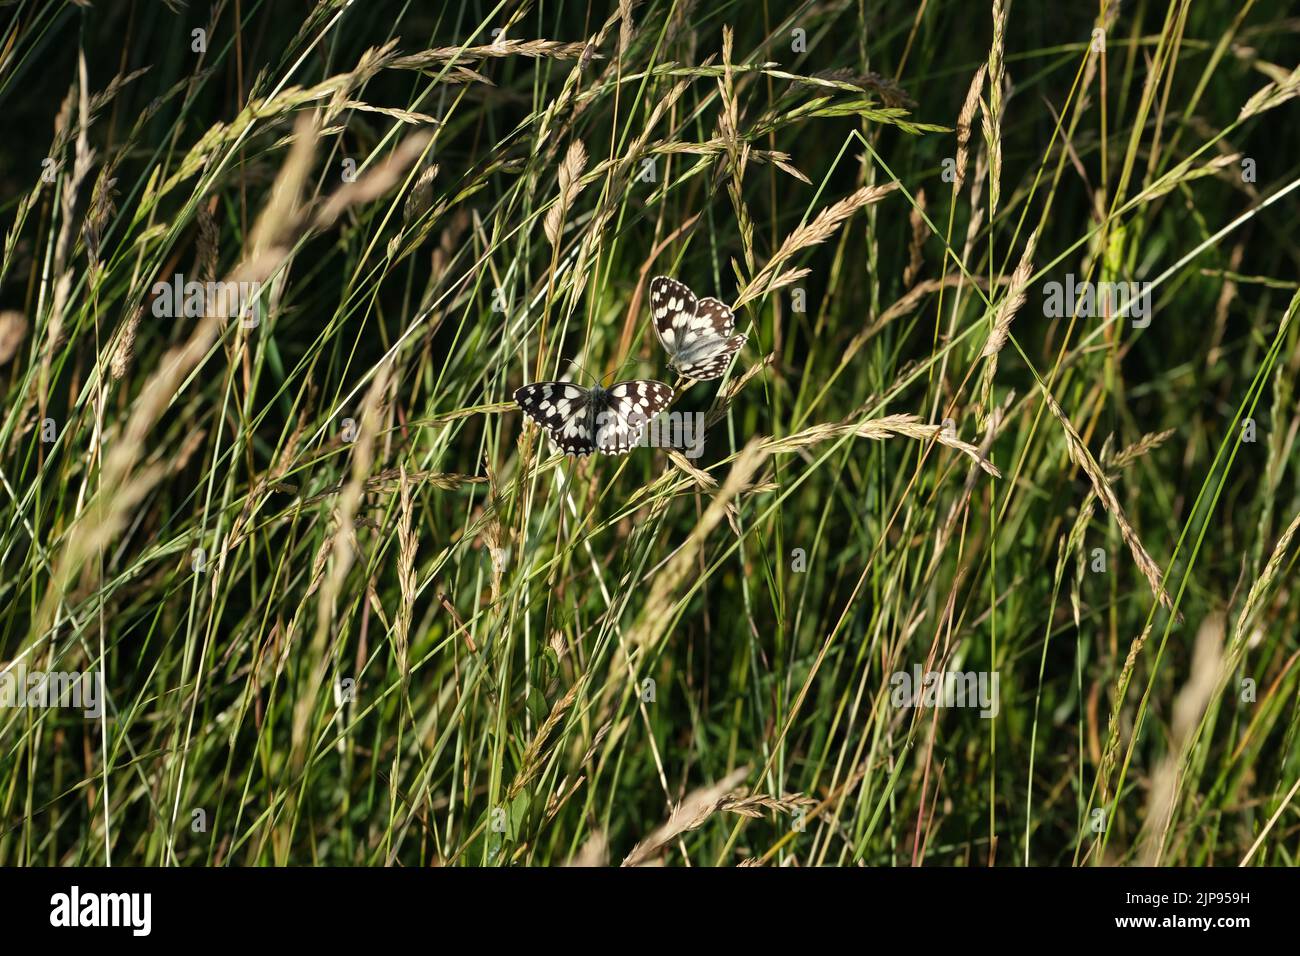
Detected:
[
  {"left": 649, "top": 276, "right": 747, "bottom": 380},
  {"left": 514, "top": 379, "right": 674, "bottom": 456}
]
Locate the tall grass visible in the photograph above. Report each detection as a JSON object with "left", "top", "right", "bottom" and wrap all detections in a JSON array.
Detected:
[{"left": 1, "top": 0, "right": 1298, "bottom": 866}]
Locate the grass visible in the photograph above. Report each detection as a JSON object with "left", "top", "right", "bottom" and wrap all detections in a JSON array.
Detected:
[{"left": 1, "top": 0, "right": 1298, "bottom": 867}]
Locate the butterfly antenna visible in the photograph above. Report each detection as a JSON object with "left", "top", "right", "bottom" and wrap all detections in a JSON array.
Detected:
[
  {"left": 565, "top": 359, "right": 598, "bottom": 386},
  {"left": 603, "top": 358, "right": 639, "bottom": 386}
]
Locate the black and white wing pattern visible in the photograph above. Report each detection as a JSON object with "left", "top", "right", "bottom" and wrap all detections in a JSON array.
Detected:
[
  {"left": 593, "top": 380, "right": 674, "bottom": 454},
  {"left": 514, "top": 380, "right": 674, "bottom": 457},
  {"left": 514, "top": 382, "right": 598, "bottom": 455},
  {"left": 649, "top": 276, "right": 747, "bottom": 380},
  {"left": 648, "top": 276, "right": 698, "bottom": 352}
]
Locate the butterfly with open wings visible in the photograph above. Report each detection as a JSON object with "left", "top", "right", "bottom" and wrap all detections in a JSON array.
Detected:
[
  {"left": 513, "top": 379, "right": 674, "bottom": 456},
  {"left": 649, "top": 276, "right": 747, "bottom": 380}
]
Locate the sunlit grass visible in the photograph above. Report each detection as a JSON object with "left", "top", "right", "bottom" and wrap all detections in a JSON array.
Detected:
[{"left": 1, "top": 0, "right": 1297, "bottom": 867}]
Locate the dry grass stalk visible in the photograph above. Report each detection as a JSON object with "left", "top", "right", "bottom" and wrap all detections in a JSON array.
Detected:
[
  {"left": 318, "top": 366, "right": 388, "bottom": 631},
  {"left": 25, "top": 61, "right": 126, "bottom": 642},
  {"left": 1109, "top": 428, "right": 1177, "bottom": 471},
  {"left": 82, "top": 161, "right": 118, "bottom": 276},
  {"left": 315, "top": 131, "right": 433, "bottom": 230},
  {"left": 333, "top": 101, "right": 436, "bottom": 125},
  {"left": 196, "top": 196, "right": 220, "bottom": 280},
  {"left": 717, "top": 27, "right": 756, "bottom": 272},
  {"left": 627, "top": 441, "right": 768, "bottom": 649},
  {"left": 717, "top": 790, "right": 815, "bottom": 818},
  {"left": 617, "top": 0, "right": 636, "bottom": 60},
  {"left": 300, "top": 469, "right": 484, "bottom": 504},
  {"left": 793, "top": 68, "right": 914, "bottom": 107},
  {"left": 543, "top": 140, "right": 589, "bottom": 249},
  {"left": 979, "top": 103, "right": 1002, "bottom": 219},
  {"left": 762, "top": 412, "right": 1001, "bottom": 477},
  {"left": 36, "top": 54, "right": 94, "bottom": 420},
  {"left": 976, "top": 229, "right": 1038, "bottom": 426},
  {"left": 667, "top": 451, "right": 717, "bottom": 490},
  {"left": 873, "top": 275, "right": 1000, "bottom": 330},
  {"left": 507, "top": 680, "right": 582, "bottom": 799},
  {"left": 109, "top": 305, "right": 142, "bottom": 380},
  {"left": 904, "top": 188, "right": 928, "bottom": 287},
  {"left": 966, "top": 149, "right": 988, "bottom": 249},
  {"left": 1240, "top": 62, "right": 1300, "bottom": 119},
  {"left": 622, "top": 766, "right": 750, "bottom": 865},
  {"left": 1098, "top": 620, "right": 1155, "bottom": 803},
  {"left": 561, "top": 67, "right": 698, "bottom": 301},
  {"left": 1140, "top": 151, "right": 1240, "bottom": 202},
  {"left": 0, "top": 311, "right": 28, "bottom": 366},
  {"left": 734, "top": 183, "right": 897, "bottom": 309},
  {"left": 403, "top": 163, "right": 440, "bottom": 224},
  {"left": 480, "top": 459, "right": 508, "bottom": 603},
  {"left": 980, "top": 229, "right": 1038, "bottom": 359},
  {"left": 1042, "top": 391, "right": 1174, "bottom": 613},
  {"left": 955, "top": 64, "right": 986, "bottom": 193},
  {"left": 1067, "top": 429, "right": 1177, "bottom": 612},
  {"left": 394, "top": 465, "right": 416, "bottom": 691},
  {"left": 1139, "top": 613, "right": 1226, "bottom": 865},
  {"left": 1233, "top": 505, "right": 1300, "bottom": 647},
  {"left": 565, "top": 831, "right": 609, "bottom": 867},
  {"left": 292, "top": 361, "right": 390, "bottom": 766},
  {"left": 388, "top": 40, "right": 596, "bottom": 72},
  {"left": 982, "top": 1, "right": 1007, "bottom": 215},
  {"left": 934, "top": 391, "right": 1016, "bottom": 562},
  {"left": 33, "top": 114, "right": 425, "bottom": 648},
  {"left": 705, "top": 352, "right": 776, "bottom": 428}
]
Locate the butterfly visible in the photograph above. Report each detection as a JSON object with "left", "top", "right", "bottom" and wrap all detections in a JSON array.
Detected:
[
  {"left": 514, "top": 380, "right": 674, "bottom": 456},
  {"left": 649, "top": 276, "right": 747, "bottom": 380}
]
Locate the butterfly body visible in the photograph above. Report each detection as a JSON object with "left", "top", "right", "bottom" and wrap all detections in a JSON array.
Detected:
[
  {"left": 650, "top": 276, "right": 747, "bottom": 380},
  {"left": 514, "top": 379, "right": 674, "bottom": 456}
]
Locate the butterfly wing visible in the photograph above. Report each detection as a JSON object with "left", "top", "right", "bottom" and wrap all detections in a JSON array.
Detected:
[
  {"left": 674, "top": 297, "right": 745, "bottom": 379},
  {"left": 655, "top": 290, "right": 745, "bottom": 380},
  {"left": 675, "top": 333, "right": 747, "bottom": 380},
  {"left": 694, "top": 297, "right": 736, "bottom": 336},
  {"left": 514, "top": 382, "right": 596, "bottom": 456},
  {"left": 593, "top": 380, "right": 675, "bottom": 455},
  {"left": 649, "top": 276, "right": 698, "bottom": 359}
]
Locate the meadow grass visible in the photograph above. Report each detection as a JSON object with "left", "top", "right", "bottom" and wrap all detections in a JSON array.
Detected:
[{"left": 1, "top": 0, "right": 1298, "bottom": 866}]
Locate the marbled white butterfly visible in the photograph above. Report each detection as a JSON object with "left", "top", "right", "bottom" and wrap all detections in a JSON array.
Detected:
[
  {"left": 649, "top": 276, "right": 747, "bottom": 380},
  {"left": 514, "top": 380, "right": 674, "bottom": 456}
]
